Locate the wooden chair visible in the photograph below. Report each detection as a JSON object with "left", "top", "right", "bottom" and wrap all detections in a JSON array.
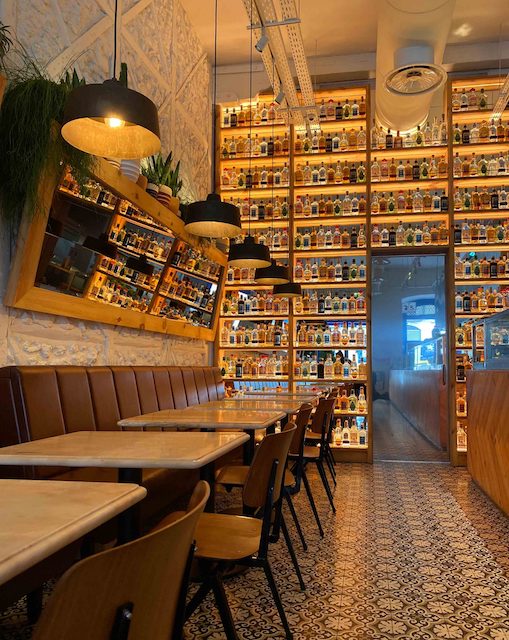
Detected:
[
  {"left": 183, "top": 426, "right": 297, "bottom": 640},
  {"left": 32, "top": 481, "right": 210, "bottom": 640},
  {"left": 303, "top": 396, "right": 337, "bottom": 512},
  {"left": 305, "top": 391, "right": 338, "bottom": 484},
  {"left": 284, "top": 403, "right": 324, "bottom": 545}
]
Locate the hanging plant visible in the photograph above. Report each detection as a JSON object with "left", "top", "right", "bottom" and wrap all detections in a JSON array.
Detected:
[{"left": 0, "top": 36, "right": 96, "bottom": 226}]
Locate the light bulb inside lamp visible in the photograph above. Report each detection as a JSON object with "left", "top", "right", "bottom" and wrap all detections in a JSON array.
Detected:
[{"left": 105, "top": 116, "right": 125, "bottom": 128}]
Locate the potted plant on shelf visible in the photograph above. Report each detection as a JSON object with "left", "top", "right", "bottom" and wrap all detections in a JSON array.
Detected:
[
  {"left": 0, "top": 34, "right": 95, "bottom": 228},
  {"left": 141, "top": 151, "right": 183, "bottom": 211}
]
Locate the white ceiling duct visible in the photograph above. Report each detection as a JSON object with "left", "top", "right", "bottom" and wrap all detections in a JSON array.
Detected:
[{"left": 375, "top": 0, "right": 456, "bottom": 132}]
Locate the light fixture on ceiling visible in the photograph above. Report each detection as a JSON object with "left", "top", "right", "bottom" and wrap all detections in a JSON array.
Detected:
[
  {"left": 228, "top": 235, "right": 271, "bottom": 268},
  {"left": 61, "top": 0, "right": 161, "bottom": 159},
  {"left": 126, "top": 254, "right": 154, "bottom": 276},
  {"left": 184, "top": 0, "right": 242, "bottom": 238},
  {"left": 255, "top": 27, "right": 269, "bottom": 53},
  {"left": 273, "top": 281, "right": 302, "bottom": 297},
  {"left": 254, "top": 259, "right": 289, "bottom": 284},
  {"left": 82, "top": 233, "right": 118, "bottom": 259}
]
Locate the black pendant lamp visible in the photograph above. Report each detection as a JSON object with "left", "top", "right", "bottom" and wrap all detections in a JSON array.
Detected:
[
  {"left": 228, "top": 235, "right": 271, "bottom": 268},
  {"left": 254, "top": 259, "right": 290, "bottom": 285},
  {"left": 83, "top": 233, "right": 118, "bottom": 259},
  {"left": 61, "top": 0, "right": 160, "bottom": 159},
  {"left": 183, "top": 0, "right": 242, "bottom": 238},
  {"left": 273, "top": 282, "right": 302, "bottom": 297}
]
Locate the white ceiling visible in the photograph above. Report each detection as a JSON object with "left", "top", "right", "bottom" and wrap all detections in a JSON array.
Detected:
[{"left": 184, "top": 0, "right": 509, "bottom": 67}]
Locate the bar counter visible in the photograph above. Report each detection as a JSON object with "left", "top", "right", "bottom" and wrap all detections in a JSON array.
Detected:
[{"left": 467, "top": 370, "right": 509, "bottom": 516}]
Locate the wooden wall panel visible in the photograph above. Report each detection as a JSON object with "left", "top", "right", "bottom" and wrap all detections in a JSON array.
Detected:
[
  {"left": 389, "top": 370, "right": 448, "bottom": 450},
  {"left": 467, "top": 371, "right": 509, "bottom": 516}
]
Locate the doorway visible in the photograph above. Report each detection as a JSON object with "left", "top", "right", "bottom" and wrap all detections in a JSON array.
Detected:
[{"left": 371, "top": 254, "right": 449, "bottom": 462}]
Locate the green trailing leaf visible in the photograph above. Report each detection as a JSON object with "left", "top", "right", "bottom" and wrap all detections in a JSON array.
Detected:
[
  {"left": 0, "top": 43, "right": 96, "bottom": 225},
  {"left": 0, "top": 22, "right": 13, "bottom": 71}
]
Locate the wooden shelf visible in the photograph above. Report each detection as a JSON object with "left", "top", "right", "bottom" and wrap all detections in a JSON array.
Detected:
[
  {"left": 294, "top": 150, "right": 367, "bottom": 163},
  {"left": 220, "top": 122, "right": 288, "bottom": 135},
  {"left": 371, "top": 144, "right": 448, "bottom": 159},
  {"left": 294, "top": 377, "right": 368, "bottom": 383},
  {"left": 221, "top": 186, "right": 290, "bottom": 198},
  {"left": 115, "top": 211, "right": 173, "bottom": 237},
  {"left": 454, "top": 210, "right": 509, "bottom": 220},
  {"left": 453, "top": 141, "right": 509, "bottom": 154},
  {"left": 294, "top": 215, "right": 366, "bottom": 227},
  {"left": 223, "top": 376, "right": 289, "bottom": 381},
  {"left": 95, "top": 267, "right": 156, "bottom": 294},
  {"left": 218, "top": 345, "right": 289, "bottom": 351},
  {"left": 239, "top": 218, "right": 289, "bottom": 229},
  {"left": 294, "top": 345, "right": 367, "bottom": 350},
  {"left": 169, "top": 265, "right": 219, "bottom": 285},
  {"left": 371, "top": 212, "right": 448, "bottom": 224},
  {"left": 295, "top": 281, "right": 367, "bottom": 289},
  {"left": 57, "top": 187, "right": 115, "bottom": 213},
  {"left": 160, "top": 293, "right": 213, "bottom": 315},
  {"left": 371, "top": 178, "right": 448, "bottom": 190},
  {"left": 294, "top": 248, "right": 367, "bottom": 258},
  {"left": 112, "top": 242, "right": 168, "bottom": 266},
  {"left": 294, "top": 314, "right": 366, "bottom": 320},
  {"left": 455, "top": 278, "right": 509, "bottom": 285},
  {"left": 451, "top": 109, "right": 499, "bottom": 123},
  {"left": 454, "top": 243, "right": 509, "bottom": 252},
  {"left": 453, "top": 175, "right": 509, "bottom": 186},
  {"left": 220, "top": 314, "right": 289, "bottom": 320}
]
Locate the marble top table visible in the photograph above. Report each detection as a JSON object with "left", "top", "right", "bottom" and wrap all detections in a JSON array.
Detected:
[
  {"left": 206, "top": 398, "right": 304, "bottom": 415},
  {"left": 0, "top": 479, "right": 146, "bottom": 586},
  {"left": 0, "top": 431, "right": 248, "bottom": 540},
  {"left": 118, "top": 407, "right": 285, "bottom": 430}
]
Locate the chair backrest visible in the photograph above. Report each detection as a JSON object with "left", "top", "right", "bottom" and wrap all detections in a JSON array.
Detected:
[
  {"left": 243, "top": 425, "right": 296, "bottom": 509},
  {"left": 289, "top": 403, "right": 314, "bottom": 457},
  {"left": 309, "top": 396, "right": 336, "bottom": 438},
  {"left": 33, "top": 482, "right": 210, "bottom": 640}
]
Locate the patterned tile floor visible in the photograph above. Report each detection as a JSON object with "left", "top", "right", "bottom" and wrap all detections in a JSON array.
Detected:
[
  {"left": 2, "top": 446, "right": 509, "bottom": 638},
  {"left": 373, "top": 399, "right": 449, "bottom": 463}
]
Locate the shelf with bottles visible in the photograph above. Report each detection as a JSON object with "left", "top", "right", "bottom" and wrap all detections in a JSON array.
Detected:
[
  {"left": 294, "top": 248, "right": 367, "bottom": 261},
  {"left": 295, "top": 348, "right": 366, "bottom": 380},
  {"left": 220, "top": 291, "right": 290, "bottom": 318},
  {"left": 370, "top": 117, "right": 448, "bottom": 151},
  {"left": 453, "top": 220, "right": 509, "bottom": 247},
  {"left": 220, "top": 352, "right": 289, "bottom": 380},
  {"left": 332, "top": 416, "right": 369, "bottom": 449},
  {"left": 168, "top": 240, "right": 222, "bottom": 284},
  {"left": 371, "top": 220, "right": 449, "bottom": 248},
  {"left": 220, "top": 165, "right": 290, "bottom": 192},
  {"left": 87, "top": 274, "right": 153, "bottom": 313},
  {"left": 95, "top": 254, "right": 161, "bottom": 293},
  {"left": 455, "top": 319, "right": 484, "bottom": 349},
  {"left": 452, "top": 118, "right": 509, "bottom": 148},
  {"left": 58, "top": 171, "right": 118, "bottom": 212},
  {"left": 230, "top": 196, "right": 291, "bottom": 225},
  {"left": 371, "top": 189, "right": 449, "bottom": 217},
  {"left": 151, "top": 296, "right": 214, "bottom": 329},
  {"left": 293, "top": 289, "right": 367, "bottom": 316},
  {"left": 157, "top": 270, "right": 216, "bottom": 313},
  {"left": 371, "top": 154, "right": 448, "bottom": 189},
  {"left": 454, "top": 284, "right": 508, "bottom": 316},
  {"left": 294, "top": 191, "right": 367, "bottom": 220},
  {"left": 294, "top": 319, "right": 367, "bottom": 348},
  {"left": 452, "top": 150, "right": 509, "bottom": 180},
  {"left": 294, "top": 223, "right": 367, "bottom": 252},
  {"left": 293, "top": 129, "right": 367, "bottom": 158},
  {"left": 453, "top": 185, "right": 509, "bottom": 214},
  {"left": 219, "top": 319, "right": 289, "bottom": 349},
  {"left": 220, "top": 100, "right": 286, "bottom": 129},
  {"left": 454, "top": 252, "right": 509, "bottom": 279},
  {"left": 220, "top": 134, "right": 290, "bottom": 164},
  {"left": 294, "top": 159, "right": 367, "bottom": 189},
  {"left": 230, "top": 230, "right": 290, "bottom": 256},
  {"left": 294, "top": 255, "right": 367, "bottom": 283},
  {"left": 109, "top": 220, "right": 173, "bottom": 265},
  {"left": 116, "top": 201, "right": 173, "bottom": 237}
]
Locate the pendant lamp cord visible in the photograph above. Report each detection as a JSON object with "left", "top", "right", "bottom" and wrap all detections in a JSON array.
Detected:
[
  {"left": 247, "top": 0, "right": 254, "bottom": 239},
  {"left": 113, "top": 0, "right": 118, "bottom": 78},
  {"left": 270, "top": 56, "right": 276, "bottom": 261},
  {"left": 212, "top": 0, "right": 218, "bottom": 193}
]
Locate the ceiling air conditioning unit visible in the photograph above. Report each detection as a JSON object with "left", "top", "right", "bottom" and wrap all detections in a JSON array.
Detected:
[{"left": 384, "top": 45, "right": 447, "bottom": 96}]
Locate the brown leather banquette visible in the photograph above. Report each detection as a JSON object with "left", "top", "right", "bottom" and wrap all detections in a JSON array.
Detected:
[{"left": 0, "top": 365, "right": 225, "bottom": 526}]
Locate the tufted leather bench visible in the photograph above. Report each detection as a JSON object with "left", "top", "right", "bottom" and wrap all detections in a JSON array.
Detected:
[{"left": 0, "top": 365, "right": 226, "bottom": 526}]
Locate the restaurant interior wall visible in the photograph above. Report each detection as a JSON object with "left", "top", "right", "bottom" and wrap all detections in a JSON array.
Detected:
[{"left": 0, "top": 0, "right": 213, "bottom": 367}]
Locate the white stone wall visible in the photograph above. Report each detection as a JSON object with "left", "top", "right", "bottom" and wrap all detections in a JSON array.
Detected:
[{"left": 0, "top": 0, "right": 212, "bottom": 367}]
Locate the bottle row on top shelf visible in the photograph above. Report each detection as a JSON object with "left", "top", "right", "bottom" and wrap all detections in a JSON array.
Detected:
[
  {"left": 221, "top": 165, "right": 290, "bottom": 190},
  {"left": 295, "top": 161, "right": 367, "bottom": 185},
  {"left": 294, "top": 225, "right": 367, "bottom": 250},
  {"left": 452, "top": 120, "right": 509, "bottom": 145},
  {"left": 455, "top": 254, "right": 509, "bottom": 280},
  {"left": 453, "top": 220, "right": 509, "bottom": 245},
  {"left": 295, "top": 321, "right": 367, "bottom": 347},
  {"left": 222, "top": 102, "right": 283, "bottom": 128},
  {"left": 455, "top": 320, "right": 484, "bottom": 347},
  {"left": 220, "top": 321, "right": 289, "bottom": 348},
  {"left": 295, "top": 352, "right": 367, "bottom": 380},
  {"left": 294, "top": 259, "right": 366, "bottom": 283},
  {"left": 453, "top": 186, "right": 509, "bottom": 211},
  {"left": 60, "top": 171, "right": 118, "bottom": 210},
  {"left": 451, "top": 87, "right": 491, "bottom": 111},
  {"left": 372, "top": 190, "right": 448, "bottom": 214},
  {"left": 371, "top": 222, "right": 449, "bottom": 247},
  {"left": 370, "top": 119, "right": 447, "bottom": 150},
  {"left": 371, "top": 156, "right": 448, "bottom": 182},
  {"left": 454, "top": 287, "right": 508, "bottom": 314},
  {"left": 315, "top": 96, "right": 366, "bottom": 120},
  {"left": 452, "top": 152, "right": 509, "bottom": 178}
]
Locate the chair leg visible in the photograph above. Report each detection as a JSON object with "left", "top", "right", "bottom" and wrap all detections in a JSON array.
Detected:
[
  {"left": 284, "top": 491, "right": 307, "bottom": 551},
  {"left": 210, "top": 573, "right": 240, "bottom": 640},
  {"left": 327, "top": 447, "right": 337, "bottom": 476},
  {"left": 185, "top": 576, "right": 213, "bottom": 620},
  {"left": 316, "top": 460, "right": 336, "bottom": 513},
  {"left": 324, "top": 448, "right": 337, "bottom": 486},
  {"left": 281, "top": 514, "right": 306, "bottom": 591},
  {"left": 263, "top": 559, "right": 294, "bottom": 640},
  {"left": 302, "top": 469, "right": 324, "bottom": 538}
]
